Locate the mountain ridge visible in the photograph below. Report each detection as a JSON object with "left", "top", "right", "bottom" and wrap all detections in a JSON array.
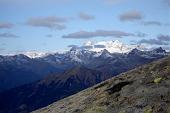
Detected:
[{"left": 0, "top": 47, "right": 168, "bottom": 92}]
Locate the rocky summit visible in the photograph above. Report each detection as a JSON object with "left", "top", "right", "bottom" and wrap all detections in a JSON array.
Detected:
[{"left": 32, "top": 56, "right": 170, "bottom": 113}]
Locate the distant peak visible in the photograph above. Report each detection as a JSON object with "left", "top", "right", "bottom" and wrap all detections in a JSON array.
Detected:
[
  {"left": 128, "top": 48, "right": 142, "bottom": 55},
  {"left": 101, "top": 49, "right": 110, "bottom": 54},
  {"left": 100, "top": 49, "right": 112, "bottom": 58},
  {"left": 70, "top": 47, "right": 78, "bottom": 51},
  {"left": 152, "top": 47, "right": 166, "bottom": 53},
  {"left": 131, "top": 48, "right": 140, "bottom": 52}
]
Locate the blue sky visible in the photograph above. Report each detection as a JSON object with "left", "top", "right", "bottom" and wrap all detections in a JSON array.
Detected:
[{"left": 0, "top": 0, "right": 170, "bottom": 54}]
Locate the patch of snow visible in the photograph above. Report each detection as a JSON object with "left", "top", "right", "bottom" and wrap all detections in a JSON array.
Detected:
[
  {"left": 23, "top": 51, "right": 50, "bottom": 58},
  {"left": 84, "top": 41, "right": 94, "bottom": 46}
]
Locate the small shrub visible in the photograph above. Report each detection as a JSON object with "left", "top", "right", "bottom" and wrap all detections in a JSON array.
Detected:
[
  {"left": 144, "top": 107, "right": 152, "bottom": 113},
  {"left": 118, "top": 110, "right": 126, "bottom": 113},
  {"left": 154, "top": 77, "right": 162, "bottom": 84}
]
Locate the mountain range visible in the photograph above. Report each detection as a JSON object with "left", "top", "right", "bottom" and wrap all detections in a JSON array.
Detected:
[
  {"left": 20, "top": 40, "right": 142, "bottom": 58},
  {"left": 0, "top": 46, "right": 168, "bottom": 113},
  {"left": 0, "top": 54, "right": 66, "bottom": 92},
  {"left": 0, "top": 45, "right": 167, "bottom": 92}
]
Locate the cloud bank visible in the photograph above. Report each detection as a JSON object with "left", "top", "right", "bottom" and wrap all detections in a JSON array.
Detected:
[
  {"left": 165, "top": 0, "right": 170, "bottom": 6},
  {"left": 119, "top": 10, "right": 143, "bottom": 22},
  {"left": 141, "top": 21, "right": 162, "bottom": 26},
  {"left": 0, "top": 22, "right": 14, "bottom": 29},
  {"left": 139, "top": 35, "right": 170, "bottom": 45},
  {"left": 0, "top": 33, "right": 18, "bottom": 38},
  {"left": 62, "top": 30, "right": 135, "bottom": 39},
  {"left": 26, "top": 16, "right": 67, "bottom": 30},
  {"left": 78, "top": 12, "right": 95, "bottom": 20}
]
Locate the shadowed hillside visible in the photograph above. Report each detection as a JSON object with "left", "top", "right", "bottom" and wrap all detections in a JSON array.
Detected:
[
  {"left": 0, "top": 66, "right": 105, "bottom": 113},
  {"left": 32, "top": 56, "right": 170, "bottom": 113}
]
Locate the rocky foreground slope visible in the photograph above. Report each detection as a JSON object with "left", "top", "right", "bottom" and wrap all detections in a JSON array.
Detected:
[{"left": 32, "top": 56, "right": 170, "bottom": 113}]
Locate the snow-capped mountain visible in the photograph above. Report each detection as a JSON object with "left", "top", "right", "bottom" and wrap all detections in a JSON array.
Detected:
[
  {"left": 9, "top": 40, "right": 163, "bottom": 59},
  {"left": 82, "top": 40, "right": 144, "bottom": 53},
  {"left": 17, "top": 40, "right": 144, "bottom": 58},
  {"left": 0, "top": 54, "right": 31, "bottom": 64}
]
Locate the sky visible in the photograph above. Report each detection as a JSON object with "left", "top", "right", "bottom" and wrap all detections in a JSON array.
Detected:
[{"left": 0, "top": 0, "right": 170, "bottom": 54}]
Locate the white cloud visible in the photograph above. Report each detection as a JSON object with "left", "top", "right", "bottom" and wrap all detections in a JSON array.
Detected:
[
  {"left": 78, "top": 12, "right": 95, "bottom": 21},
  {"left": 0, "top": 33, "right": 19, "bottom": 38},
  {"left": 119, "top": 10, "right": 143, "bottom": 22},
  {"left": 0, "top": 22, "right": 14, "bottom": 29},
  {"left": 26, "top": 16, "right": 68, "bottom": 30}
]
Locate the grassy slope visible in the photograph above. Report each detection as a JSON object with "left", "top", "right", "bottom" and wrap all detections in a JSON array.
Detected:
[{"left": 32, "top": 56, "right": 170, "bottom": 113}]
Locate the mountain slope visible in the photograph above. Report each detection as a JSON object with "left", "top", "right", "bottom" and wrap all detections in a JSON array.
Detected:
[
  {"left": 0, "top": 54, "right": 65, "bottom": 92},
  {"left": 32, "top": 56, "right": 170, "bottom": 113},
  {"left": 0, "top": 66, "right": 105, "bottom": 113}
]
